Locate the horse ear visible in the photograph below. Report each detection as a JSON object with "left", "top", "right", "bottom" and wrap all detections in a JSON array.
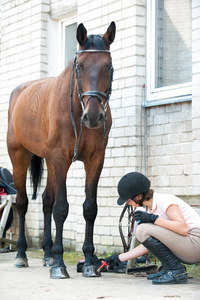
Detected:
[
  {"left": 102, "top": 21, "right": 116, "bottom": 46},
  {"left": 77, "top": 23, "right": 87, "bottom": 45}
]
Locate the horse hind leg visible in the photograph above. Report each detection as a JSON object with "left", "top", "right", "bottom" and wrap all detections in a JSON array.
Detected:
[{"left": 10, "top": 148, "right": 32, "bottom": 268}]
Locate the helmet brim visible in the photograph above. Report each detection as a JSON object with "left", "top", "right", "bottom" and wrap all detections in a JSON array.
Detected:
[{"left": 117, "top": 196, "right": 128, "bottom": 206}]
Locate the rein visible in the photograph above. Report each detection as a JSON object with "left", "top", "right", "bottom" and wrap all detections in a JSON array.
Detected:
[
  {"left": 119, "top": 202, "right": 135, "bottom": 252},
  {"left": 70, "top": 49, "right": 114, "bottom": 162},
  {"left": 119, "top": 204, "right": 155, "bottom": 264}
]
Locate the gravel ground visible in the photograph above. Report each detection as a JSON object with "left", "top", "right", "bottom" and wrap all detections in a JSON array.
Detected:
[{"left": 0, "top": 251, "right": 200, "bottom": 300}]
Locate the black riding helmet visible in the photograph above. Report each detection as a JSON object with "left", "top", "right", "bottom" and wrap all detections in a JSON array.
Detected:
[{"left": 117, "top": 172, "right": 151, "bottom": 206}]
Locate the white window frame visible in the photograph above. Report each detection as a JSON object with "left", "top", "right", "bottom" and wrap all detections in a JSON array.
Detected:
[
  {"left": 58, "top": 18, "right": 78, "bottom": 73},
  {"left": 145, "top": 0, "right": 192, "bottom": 107}
]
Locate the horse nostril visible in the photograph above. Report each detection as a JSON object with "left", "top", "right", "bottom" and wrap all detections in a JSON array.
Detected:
[
  {"left": 83, "top": 113, "right": 89, "bottom": 123},
  {"left": 82, "top": 111, "right": 104, "bottom": 127},
  {"left": 98, "top": 113, "right": 104, "bottom": 122}
]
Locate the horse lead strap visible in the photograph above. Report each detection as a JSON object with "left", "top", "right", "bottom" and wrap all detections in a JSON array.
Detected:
[
  {"left": 70, "top": 49, "right": 114, "bottom": 162},
  {"left": 119, "top": 202, "right": 135, "bottom": 252},
  {"left": 70, "top": 54, "right": 79, "bottom": 162}
]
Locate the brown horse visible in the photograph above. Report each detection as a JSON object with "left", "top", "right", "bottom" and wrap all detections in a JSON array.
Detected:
[{"left": 7, "top": 22, "right": 116, "bottom": 278}]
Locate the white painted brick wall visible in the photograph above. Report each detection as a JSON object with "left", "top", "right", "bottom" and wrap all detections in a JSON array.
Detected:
[
  {"left": 146, "top": 101, "right": 193, "bottom": 195},
  {"left": 0, "top": 0, "right": 50, "bottom": 246},
  {"left": 0, "top": 0, "right": 50, "bottom": 150},
  {"left": 192, "top": 0, "right": 200, "bottom": 195},
  {"left": 0, "top": 0, "right": 199, "bottom": 254}
]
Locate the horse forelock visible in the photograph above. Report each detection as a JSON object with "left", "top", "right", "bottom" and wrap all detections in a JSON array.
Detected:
[{"left": 82, "top": 34, "right": 106, "bottom": 50}]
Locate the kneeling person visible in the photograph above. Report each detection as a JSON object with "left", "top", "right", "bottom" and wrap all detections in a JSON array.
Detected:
[{"left": 106, "top": 172, "right": 200, "bottom": 285}]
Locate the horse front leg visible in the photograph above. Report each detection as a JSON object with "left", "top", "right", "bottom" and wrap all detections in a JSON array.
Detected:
[
  {"left": 82, "top": 159, "right": 104, "bottom": 277},
  {"left": 42, "top": 160, "right": 55, "bottom": 267},
  {"left": 42, "top": 186, "right": 54, "bottom": 267},
  {"left": 50, "top": 154, "right": 70, "bottom": 279}
]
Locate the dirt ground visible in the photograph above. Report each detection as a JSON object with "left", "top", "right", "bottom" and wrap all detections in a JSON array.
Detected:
[{"left": 0, "top": 251, "right": 200, "bottom": 300}]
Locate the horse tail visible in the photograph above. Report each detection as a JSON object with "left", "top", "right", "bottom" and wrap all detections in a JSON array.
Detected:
[{"left": 29, "top": 155, "right": 44, "bottom": 200}]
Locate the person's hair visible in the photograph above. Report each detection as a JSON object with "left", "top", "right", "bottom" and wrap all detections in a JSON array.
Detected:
[{"left": 144, "top": 189, "right": 154, "bottom": 201}]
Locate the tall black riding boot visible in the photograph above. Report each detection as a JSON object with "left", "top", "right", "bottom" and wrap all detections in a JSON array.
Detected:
[{"left": 142, "top": 237, "right": 187, "bottom": 285}]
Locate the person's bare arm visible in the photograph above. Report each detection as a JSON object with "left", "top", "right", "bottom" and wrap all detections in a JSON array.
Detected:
[
  {"left": 155, "top": 204, "right": 188, "bottom": 236},
  {"left": 119, "top": 244, "right": 149, "bottom": 262}
]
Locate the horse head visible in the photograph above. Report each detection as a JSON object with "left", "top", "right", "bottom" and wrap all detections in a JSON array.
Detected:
[{"left": 75, "top": 22, "right": 116, "bottom": 129}]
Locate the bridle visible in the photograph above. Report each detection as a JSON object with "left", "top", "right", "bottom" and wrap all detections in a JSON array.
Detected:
[{"left": 70, "top": 49, "right": 114, "bottom": 162}]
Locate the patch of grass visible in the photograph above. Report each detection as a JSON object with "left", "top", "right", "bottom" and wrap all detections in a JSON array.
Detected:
[
  {"left": 63, "top": 251, "right": 85, "bottom": 264},
  {"left": 185, "top": 264, "right": 200, "bottom": 278},
  {"left": 28, "top": 249, "right": 44, "bottom": 259},
  {"left": 27, "top": 249, "right": 200, "bottom": 277},
  {"left": 28, "top": 249, "right": 85, "bottom": 264}
]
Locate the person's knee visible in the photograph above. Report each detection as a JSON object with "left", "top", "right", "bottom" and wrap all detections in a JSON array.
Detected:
[{"left": 136, "top": 224, "right": 150, "bottom": 243}]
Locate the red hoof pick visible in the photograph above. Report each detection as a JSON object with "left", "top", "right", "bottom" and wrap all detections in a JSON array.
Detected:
[{"left": 97, "top": 260, "right": 108, "bottom": 273}]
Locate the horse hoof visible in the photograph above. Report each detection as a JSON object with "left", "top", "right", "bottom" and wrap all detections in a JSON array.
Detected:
[
  {"left": 50, "top": 266, "right": 70, "bottom": 279},
  {"left": 43, "top": 257, "right": 54, "bottom": 267},
  {"left": 82, "top": 265, "right": 101, "bottom": 277},
  {"left": 14, "top": 258, "right": 28, "bottom": 268}
]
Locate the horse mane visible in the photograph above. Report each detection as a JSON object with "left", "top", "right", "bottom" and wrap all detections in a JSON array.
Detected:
[{"left": 83, "top": 34, "right": 106, "bottom": 50}]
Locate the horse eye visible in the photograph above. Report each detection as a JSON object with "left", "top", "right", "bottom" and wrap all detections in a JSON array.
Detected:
[
  {"left": 106, "top": 65, "right": 112, "bottom": 72},
  {"left": 76, "top": 64, "right": 82, "bottom": 71}
]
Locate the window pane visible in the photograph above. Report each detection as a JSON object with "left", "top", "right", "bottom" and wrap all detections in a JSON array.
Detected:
[
  {"left": 155, "top": 0, "right": 192, "bottom": 88},
  {"left": 65, "top": 23, "right": 77, "bottom": 66}
]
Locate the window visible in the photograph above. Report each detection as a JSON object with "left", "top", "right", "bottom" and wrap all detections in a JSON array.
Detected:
[
  {"left": 146, "top": 0, "right": 192, "bottom": 106},
  {"left": 61, "top": 21, "right": 77, "bottom": 69}
]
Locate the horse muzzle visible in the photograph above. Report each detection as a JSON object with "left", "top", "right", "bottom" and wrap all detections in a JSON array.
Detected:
[{"left": 82, "top": 105, "right": 106, "bottom": 128}]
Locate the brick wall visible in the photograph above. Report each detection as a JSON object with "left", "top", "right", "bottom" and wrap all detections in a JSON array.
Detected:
[
  {"left": 0, "top": 0, "right": 50, "bottom": 167},
  {"left": 145, "top": 102, "right": 193, "bottom": 195},
  {"left": 0, "top": 0, "right": 199, "bottom": 254},
  {"left": 0, "top": 0, "right": 51, "bottom": 246},
  {"left": 192, "top": 0, "right": 200, "bottom": 196},
  {"left": 145, "top": 0, "right": 200, "bottom": 205}
]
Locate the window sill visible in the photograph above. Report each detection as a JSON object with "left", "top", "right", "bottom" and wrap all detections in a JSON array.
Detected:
[{"left": 142, "top": 94, "right": 192, "bottom": 108}]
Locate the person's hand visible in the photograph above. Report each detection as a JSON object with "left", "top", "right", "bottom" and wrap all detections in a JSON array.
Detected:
[
  {"left": 134, "top": 211, "right": 158, "bottom": 225},
  {"left": 105, "top": 254, "right": 121, "bottom": 269}
]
